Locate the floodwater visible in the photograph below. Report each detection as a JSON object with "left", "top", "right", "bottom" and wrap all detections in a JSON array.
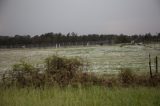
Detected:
[{"left": 0, "top": 44, "right": 160, "bottom": 74}]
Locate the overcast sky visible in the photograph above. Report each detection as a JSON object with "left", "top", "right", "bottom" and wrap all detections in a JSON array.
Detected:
[{"left": 0, "top": 0, "right": 160, "bottom": 36}]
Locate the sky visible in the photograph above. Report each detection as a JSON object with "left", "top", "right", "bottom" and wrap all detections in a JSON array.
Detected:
[{"left": 0, "top": 0, "right": 160, "bottom": 36}]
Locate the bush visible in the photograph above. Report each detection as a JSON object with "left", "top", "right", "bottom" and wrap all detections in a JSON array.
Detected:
[
  {"left": 118, "top": 68, "right": 135, "bottom": 86},
  {"left": 1, "top": 55, "right": 88, "bottom": 88},
  {"left": 2, "top": 55, "right": 160, "bottom": 88},
  {"left": 72, "top": 72, "right": 100, "bottom": 86},
  {"left": 45, "top": 55, "right": 84, "bottom": 86},
  {"left": 9, "top": 61, "right": 44, "bottom": 87},
  {"left": 13, "top": 60, "right": 34, "bottom": 73}
]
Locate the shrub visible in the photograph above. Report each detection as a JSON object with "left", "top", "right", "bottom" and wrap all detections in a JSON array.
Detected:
[
  {"left": 118, "top": 68, "right": 135, "bottom": 86},
  {"left": 72, "top": 72, "right": 100, "bottom": 86},
  {"left": 1, "top": 55, "right": 88, "bottom": 88},
  {"left": 134, "top": 73, "right": 160, "bottom": 87},
  {"left": 3, "top": 55, "right": 160, "bottom": 88},
  {"left": 45, "top": 55, "right": 84, "bottom": 86},
  {"left": 13, "top": 60, "right": 34, "bottom": 73},
  {"left": 148, "top": 74, "right": 160, "bottom": 86},
  {"left": 9, "top": 61, "right": 45, "bottom": 87}
]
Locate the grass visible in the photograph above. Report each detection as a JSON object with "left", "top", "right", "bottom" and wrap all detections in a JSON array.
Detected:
[{"left": 0, "top": 86, "right": 160, "bottom": 106}]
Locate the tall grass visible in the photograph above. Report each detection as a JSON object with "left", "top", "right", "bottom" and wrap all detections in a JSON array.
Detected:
[{"left": 0, "top": 86, "right": 160, "bottom": 106}]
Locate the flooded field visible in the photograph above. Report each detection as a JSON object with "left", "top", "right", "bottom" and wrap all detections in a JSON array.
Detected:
[{"left": 0, "top": 44, "right": 160, "bottom": 74}]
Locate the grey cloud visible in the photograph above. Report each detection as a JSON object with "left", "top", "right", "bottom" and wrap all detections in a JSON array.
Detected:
[{"left": 0, "top": 0, "right": 160, "bottom": 36}]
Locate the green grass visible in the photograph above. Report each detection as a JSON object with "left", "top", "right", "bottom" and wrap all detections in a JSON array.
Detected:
[{"left": 0, "top": 86, "right": 160, "bottom": 106}]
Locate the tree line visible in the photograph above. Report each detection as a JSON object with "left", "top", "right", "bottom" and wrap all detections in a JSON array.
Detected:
[{"left": 0, "top": 32, "right": 160, "bottom": 48}]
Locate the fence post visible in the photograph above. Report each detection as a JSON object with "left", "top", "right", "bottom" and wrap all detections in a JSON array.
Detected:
[
  {"left": 56, "top": 44, "right": 58, "bottom": 48},
  {"left": 155, "top": 56, "right": 158, "bottom": 74},
  {"left": 149, "top": 54, "right": 153, "bottom": 78}
]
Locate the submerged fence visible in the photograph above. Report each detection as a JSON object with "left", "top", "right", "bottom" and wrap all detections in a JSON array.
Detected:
[
  {"left": 149, "top": 54, "right": 159, "bottom": 78},
  {"left": 0, "top": 40, "right": 115, "bottom": 49}
]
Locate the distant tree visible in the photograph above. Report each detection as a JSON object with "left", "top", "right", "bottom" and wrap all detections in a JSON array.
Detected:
[{"left": 0, "top": 32, "right": 159, "bottom": 47}]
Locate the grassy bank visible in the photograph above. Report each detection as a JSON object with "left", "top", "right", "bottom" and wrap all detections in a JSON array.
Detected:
[{"left": 0, "top": 86, "right": 160, "bottom": 106}]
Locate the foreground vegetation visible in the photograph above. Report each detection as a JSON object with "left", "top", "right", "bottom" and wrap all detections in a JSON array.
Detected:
[
  {"left": 1, "top": 55, "right": 160, "bottom": 106},
  {"left": 0, "top": 86, "right": 160, "bottom": 106},
  {"left": 1, "top": 55, "right": 160, "bottom": 88}
]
